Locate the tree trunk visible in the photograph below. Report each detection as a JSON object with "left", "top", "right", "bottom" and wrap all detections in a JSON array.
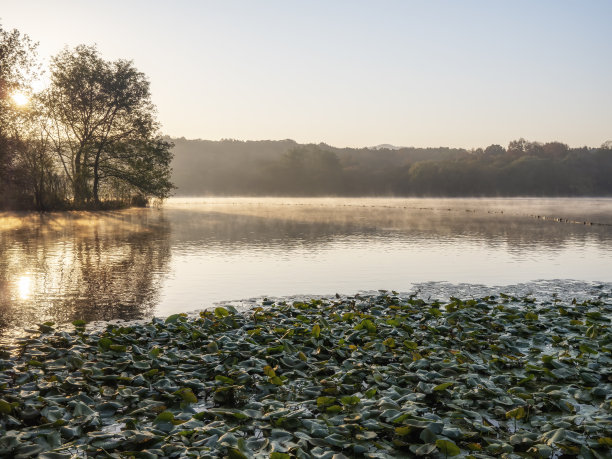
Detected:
[
  {"left": 93, "top": 160, "right": 100, "bottom": 205},
  {"left": 92, "top": 145, "right": 103, "bottom": 205}
]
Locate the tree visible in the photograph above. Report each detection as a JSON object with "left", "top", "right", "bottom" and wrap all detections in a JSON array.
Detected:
[
  {"left": 484, "top": 144, "right": 505, "bottom": 156},
  {"left": 0, "top": 24, "right": 38, "bottom": 131},
  {"left": 42, "top": 45, "right": 173, "bottom": 205},
  {"left": 266, "top": 146, "right": 342, "bottom": 195},
  {"left": 0, "top": 23, "right": 40, "bottom": 208}
]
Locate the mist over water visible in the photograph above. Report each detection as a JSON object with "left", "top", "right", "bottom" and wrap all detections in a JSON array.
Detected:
[{"left": 1, "top": 197, "right": 611, "bottom": 342}]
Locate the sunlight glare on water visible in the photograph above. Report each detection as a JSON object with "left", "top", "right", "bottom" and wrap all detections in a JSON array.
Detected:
[{"left": 17, "top": 275, "right": 32, "bottom": 300}]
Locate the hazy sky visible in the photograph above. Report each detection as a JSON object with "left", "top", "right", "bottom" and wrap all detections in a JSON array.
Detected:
[{"left": 2, "top": 1, "right": 611, "bottom": 148}]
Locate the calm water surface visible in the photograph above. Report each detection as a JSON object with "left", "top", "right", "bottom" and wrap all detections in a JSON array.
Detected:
[{"left": 1, "top": 197, "right": 612, "bottom": 341}]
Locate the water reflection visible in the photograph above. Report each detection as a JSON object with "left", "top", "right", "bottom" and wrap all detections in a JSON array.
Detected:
[
  {"left": 166, "top": 198, "right": 612, "bottom": 254},
  {"left": 17, "top": 275, "right": 32, "bottom": 300},
  {"left": 1, "top": 198, "right": 611, "bottom": 342},
  {"left": 153, "top": 198, "right": 612, "bottom": 316},
  {"left": 0, "top": 210, "right": 171, "bottom": 343}
]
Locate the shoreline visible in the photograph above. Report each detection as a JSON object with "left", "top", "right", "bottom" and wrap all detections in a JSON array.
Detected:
[{"left": 2, "top": 279, "right": 611, "bottom": 348}]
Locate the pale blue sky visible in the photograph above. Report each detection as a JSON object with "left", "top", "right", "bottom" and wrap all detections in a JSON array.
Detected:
[{"left": 2, "top": 1, "right": 611, "bottom": 148}]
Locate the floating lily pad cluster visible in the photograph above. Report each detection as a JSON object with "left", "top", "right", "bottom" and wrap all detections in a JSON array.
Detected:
[{"left": 1, "top": 292, "right": 611, "bottom": 458}]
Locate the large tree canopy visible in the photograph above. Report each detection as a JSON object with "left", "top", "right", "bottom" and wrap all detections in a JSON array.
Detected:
[
  {"left": 43, "top": 45, "right": 173, "bottom": 204},
  {"left": 1, "top": 28, "right": 173, "bottom": 210},
  {"left": 0, "top": 24, "right": 39, "bottom": 209}
]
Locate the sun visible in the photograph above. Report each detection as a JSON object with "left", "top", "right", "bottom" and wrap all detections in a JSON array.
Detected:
[{"left": 10, "top": 91, "right": 30, "bottom": 107}]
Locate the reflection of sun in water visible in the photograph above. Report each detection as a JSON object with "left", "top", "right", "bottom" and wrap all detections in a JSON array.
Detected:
[
  {"left": 17, "top": 275, "right": 32, "bottom": 300},
  {"left": 11, "top": 91, "right": 29, "bottom": 107}
]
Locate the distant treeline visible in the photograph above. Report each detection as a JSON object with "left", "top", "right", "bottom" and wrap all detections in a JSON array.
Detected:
[{"left": 171, "top": 138, "right": 612, "bottom": 196}]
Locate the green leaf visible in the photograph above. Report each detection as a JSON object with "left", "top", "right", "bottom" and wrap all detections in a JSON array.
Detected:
[
  {"left": 215, "top": 375, "right": 235, "bottom": 384},
  {"left": 433, "top": 382, "right": 454, "bottom": 391},
  {"left": 395, "top": 426, "right": 412, "bottom": 436},
  {"left": 505, "top": 406, "right": 525, "bottom": 420},
  {"left": 228, "top": 448, "right": 248, "bottom": 459},
  {"left": 586, "top": 311, "right": 606, "bottom": 321},
  {"left": 312, "top": 324, "right": 321, "bottom": 339},
  {"left": 148, "top": 347, "right": 161, "bottom": 358},
  {"left": 270, "top": 453, "right": 291, "bottom": 459},
  {"left": 266, "top": 344, "right": 284, "bottom": 354},
  {"left": 153, "top": 411, "right": 175, "bottom": 423},
  {"left": 174, "top": 387, "right": 197, "bottom": 403},
  {"left": 435, "top": 439, "right": 460, "bottom": 456},
  {"left": 579, "top": 344, "right": 598, "bottom": 354},
  {"left": 98, "top": 337, "right": 112, "bottom": 350},
  {"left": 545, "top": 428, "right": 566, "bottom": 445},
  {"left": 598, "top": 437, "right": 612, "bottom": 447},
  {"left": 165, "top": 313, "right": 184, "bottom": 324},
  {"left": 420, "top": 427, "right": 437, "bottom": 443},
  {"left": 215, "top": 307, "right": 229, "bottom": 318},
  {"left": 72, "top": 319, "right": 87, "bottom": 327},
  {"left": 586, "top": 325, "right": 598, "bottom": 338},
  {"left": 0, "top": 399, "right": 11, "bottom": 414},
  {"left": 316, "top": 396, "right": 336, "bottom": 408},
  {"left": 264, "top": 365, "right": 276, "bottom": 377},
  {"left": 355, "top": 319, "right": 377, "bottom": 333},
  {"left": 339, "top": 395, "right": 360, "bottom": 406}
]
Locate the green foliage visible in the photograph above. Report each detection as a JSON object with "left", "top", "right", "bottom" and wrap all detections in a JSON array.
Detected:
[
  {"left": 2, "top": 290, "right": 611, "bottom": 457},
  {"left": 153, "top": 411, "right": 175, "bottom": 423},
  {"left": 0, "top": 28, "right": 173, "bottom": 211},
  {"left": 339, "top": 395, "right": 360, "bottom": 406},
  {"left": 170, "top": 137, "right": 612, "bottom": 198},
  {"left": 174, "top": 387, "right": 197, "bottom": 403},
  {"left": 436, "top": 439, "right": 461, "bottom": 456},
  {"left": 506, "top": 406, "right": 526, "bottom": 420},
  {"left": 433, "top": 382, "right": 454, "bottom": 391},
  {"left": 0, "top": 399, "right": 12, "bottom": 414}
]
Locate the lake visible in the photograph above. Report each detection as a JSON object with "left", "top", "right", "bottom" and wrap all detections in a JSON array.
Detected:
[{"left": 1, "top": 197, "right": 612, "bottom": 343}]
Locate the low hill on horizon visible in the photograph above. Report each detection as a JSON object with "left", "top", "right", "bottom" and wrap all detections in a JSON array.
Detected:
[{"left": 169, "top": 138, "right": 612, "bottom": 197}]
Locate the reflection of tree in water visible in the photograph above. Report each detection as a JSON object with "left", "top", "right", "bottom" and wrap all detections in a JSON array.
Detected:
[{"left": 0, "top": 209, "right": 171, "bottom": 340}]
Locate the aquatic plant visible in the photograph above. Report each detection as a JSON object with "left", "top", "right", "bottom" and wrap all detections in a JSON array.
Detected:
[{"left": 1, "top": 292, "right": 611, "bottom": 457}]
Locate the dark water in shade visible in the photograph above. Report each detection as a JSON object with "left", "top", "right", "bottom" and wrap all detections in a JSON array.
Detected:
[{"left": 1, "top": 197, "right": 612, "bottom": 342}]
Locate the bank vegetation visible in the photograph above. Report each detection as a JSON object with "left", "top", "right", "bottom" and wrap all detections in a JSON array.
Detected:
[{"left": 0, "top": 24, "right": 173, "bottom": 211}]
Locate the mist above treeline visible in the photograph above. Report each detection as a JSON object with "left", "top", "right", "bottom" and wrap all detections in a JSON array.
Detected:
[{"left": 171, "top": 138, "right": 612, "bottom": 197}]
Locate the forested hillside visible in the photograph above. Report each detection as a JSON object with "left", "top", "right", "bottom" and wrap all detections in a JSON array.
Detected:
[{"left": 170, "top": 138, "right": 612, "bottom": 196}]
